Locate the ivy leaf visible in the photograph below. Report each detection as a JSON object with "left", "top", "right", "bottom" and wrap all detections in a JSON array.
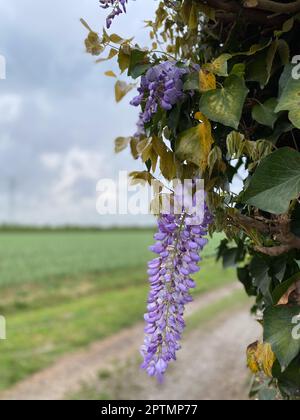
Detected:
[
  {"left": 175, "top": 112, "right": 214, "bottom": 173},
  {"left": 199, "top": 75, "right": 249, "bottom": 130},
  {"left": 226, "top": 131, "right": 245, "bottom": 160},
  {"left": 128, "top": 48, "right": 150, "bottom": 79},
  {"left": 241, "top": 147, "right": 300, "bottom": 214},
  {"left": 183, "top": 72, "right": 200, "bottom": 91},
  {"left": 199, "top": 70, "right": 216, "bottom": 92},
  {"left": 238, "top": 266, "right": 257, "bottom": 297},
  {"left": 204, "top": 53, "right": 232, "bottom": 77},
  {"left": 230, "top": 63, "right": 246, "bottom": 78},
  {"left": 118, "top": 47, "right": 131, "bottom": 73},
  {"left": 246, "top": 41, "right": 278, "bottom": 88},
  {"left": 272, "top": 357, "right": 300, "bottom": 398},
  {"left": 272, "top": 273, "right": 300, "bottom": 304},
  {"left": 252, "top": 98, "right": 279, "bottom": 129},
  {"left": 275, "top": 64, "right": 300, "bottom": 129},
  {"left": 250, "top": 255, "right": 273, "bottom": 303},
  {"left": 264, "top": 305, "right": 300, "bottom": 371}
]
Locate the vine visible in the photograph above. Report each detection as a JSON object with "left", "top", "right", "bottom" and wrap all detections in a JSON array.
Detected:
[{"left": 82, "top": 0, "right": 300, "bottom": 399}]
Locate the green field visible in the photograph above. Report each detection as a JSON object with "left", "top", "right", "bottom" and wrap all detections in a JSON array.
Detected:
[
  {"left": 0, "top": 230, "right": 233, "bottom": 391},
  {"left": 0, "top": 230, "right": 153, "bottom": 287}
]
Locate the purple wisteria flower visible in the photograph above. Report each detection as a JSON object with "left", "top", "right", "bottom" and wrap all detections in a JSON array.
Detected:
[
  {"left": 130, "top": 61, "right": 189, "bottom": 124},
  {"left": 141, "top": 203, "right": 212, "bottom": 382},
  {"left": 100, "top": 0, "right": 128, "bottom": 29}
]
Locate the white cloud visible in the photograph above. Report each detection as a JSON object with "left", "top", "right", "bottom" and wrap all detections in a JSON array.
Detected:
[
  {"left": 0, "top": 94, "right": 22, "bottom": 123},
  {"left": 40, "top": 153, "right": 62, "bottom": 170},
  {"left": 42, "top": 147, "right": 105, "bottom": 196}
]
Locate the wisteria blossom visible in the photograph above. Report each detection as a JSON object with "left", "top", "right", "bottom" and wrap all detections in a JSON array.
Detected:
[
  {"left": 141, "top": 202, "right": 212, "bottom": 381},
  {"left": 100, "top": 0, "right": 128, "bottom": 28},
  {"left": 130, "top": 61, "right": 189, "bottom": 123}
]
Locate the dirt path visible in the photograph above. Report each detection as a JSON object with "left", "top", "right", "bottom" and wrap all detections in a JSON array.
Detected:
[
  {"left": 0, "top": 283, "right": 259, "bottom": 400},
  {"left": 107, "top": 310, "right": 260, "bottom": 400}
]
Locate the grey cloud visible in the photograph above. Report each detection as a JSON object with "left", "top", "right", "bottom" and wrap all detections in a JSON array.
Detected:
[{"left": 0, "top": 0, "right": 156, "bottom": 225}]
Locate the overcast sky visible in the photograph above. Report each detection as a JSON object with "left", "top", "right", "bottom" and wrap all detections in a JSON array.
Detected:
[{"left": 0, "top": 0, "right": 157, "bottom": 226}]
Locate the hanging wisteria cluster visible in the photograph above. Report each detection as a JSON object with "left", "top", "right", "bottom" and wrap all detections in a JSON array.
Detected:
[
  {"left": 141, "top": 203, "right": 212, "bottom": 381},
  {"left": 130, "top": 61, "right": 188, "bottom": 123},
  {"left": 99, "top": 0, "right": 128, "bottom": 28}
]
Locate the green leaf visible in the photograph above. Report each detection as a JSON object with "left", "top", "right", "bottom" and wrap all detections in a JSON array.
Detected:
[
  {"left": 252, "top": 98, "right": 279, "bottom": 129},
  {"left": 238, "top": 266, "right": 257, "bottom": 297},
  {"left": 250, "top": 256, "right": 272, "bottom": 303},
  {"left": 128, "top": 49, "right": 149, "bottom": 79},
  {"left": 226, "top": 131, "right": 245, "bottom": 159},
  {"left": 118, "top": 47, "right": 131, "bottom": 73},
  {"left": 264, "top": 305, "right": 300, "bottom": 371},
  {"left": 275, "top": 64, "right": 300, "bottom": 129},
  {"left": 272, "top": 273, "right": 300, "bottom": 304},
  {"left": 274, "top": 17, "right": 294, "bottom": 38},
  {"left": 258, "top": 388, "right": 277, "bottom": 401},
  {"left": 272, "top": 357, "right": 300, "bottom": 398},
  {"left": 241, "top": 148, "right": 300, "bottom": 214},
  {"left": 183, "top": 72, "right": 199, "bottom": 91},
  {"left": 199, "top": 75, "right": 249, "bottom": 130},
  {"left": 230, "top": 63, "right": 246, "bottom": 78},
  {"left": 222, "top": 248, "right": 239, "bottom": 268},
  {"left": 246, "top": 41, "right": 278, "bottom": 88}
]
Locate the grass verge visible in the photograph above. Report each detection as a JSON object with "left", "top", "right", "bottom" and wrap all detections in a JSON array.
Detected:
[{"left": 0, "top": 258, "right": 235, "bottom": 391}]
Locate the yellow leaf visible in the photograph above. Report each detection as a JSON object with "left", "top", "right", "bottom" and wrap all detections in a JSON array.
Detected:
[
  {"left": 199, "top": 70, "right": 216, "bottom": 92},
  {"left": 110, "top": 33, "right": 124, "bottom": 44},
  {"left": 114, "top": 137, "right": 130, "bottom": 153},
  {"left": 105, "top": 70, "right": 117, "bottom": 78},
  {"left": 247, "top": 341, "right": 276, "bottom": 377},
  {"left": 247, "top": 342, "right": 260, "bottom": 374},
  {"left": 196, "top": 113, "right": 214, "bottom": 172},
  {"left": 257, "top": 342, "right": 276, "bottom": 378},
  {"left": 176, "top": 112, "right": 214, "bottom": 173},
  {"left": 95, "top": 48, "right": 118, "bottom": 63},
  {"left": 115, "top": 80, "right": 135, "bottom": 102},
  {"left": 152, "top": 136, "right": 176, "bottom": 181}
]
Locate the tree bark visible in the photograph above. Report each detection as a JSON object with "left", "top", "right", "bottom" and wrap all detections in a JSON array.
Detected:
[
  {"left": 244, "top": 0, "right": 300, "bottom": 14},
  {"left": 195, "top": 0, "right": 299, "bottom": 25}
]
